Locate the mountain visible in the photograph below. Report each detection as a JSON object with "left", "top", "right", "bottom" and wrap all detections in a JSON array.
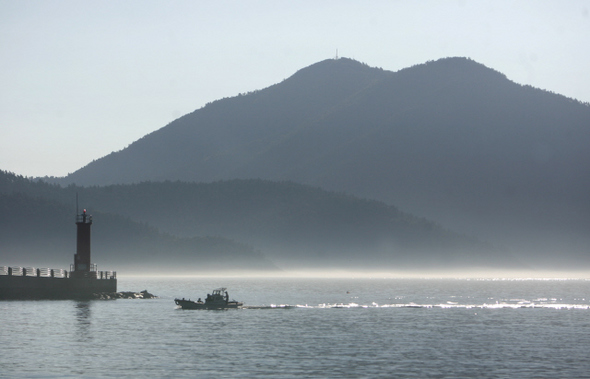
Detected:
[
  {"left": 53, "top": 57, "right": 590, "bottom": 258},
  {"left": 2, "top": 170, "right": 511, "bottom": 271},
  {"left": 58, "top": 58, "right": 389, "bottom": 186},
  {"left": 0, "top": 173, "right": 276, "bottom": 273}
]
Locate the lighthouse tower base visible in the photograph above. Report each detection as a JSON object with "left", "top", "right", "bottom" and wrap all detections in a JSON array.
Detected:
[{"left": 0, "top": 208, "right": 117, "bottom": 300}]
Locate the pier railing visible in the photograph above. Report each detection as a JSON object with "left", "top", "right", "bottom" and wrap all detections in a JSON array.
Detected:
[
  {"left": 0, "top": 266, "right": 116, "bottom": 279},
  {"left": 98, "top": 271, "right": 116, "bottom": 279},
  {"left": 68, "top": 263, "right": 116, "bottom": 279}
]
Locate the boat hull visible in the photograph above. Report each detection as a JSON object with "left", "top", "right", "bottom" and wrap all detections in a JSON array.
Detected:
[{"left": 174, "top": 298, "right": 243, "bottom": 310}]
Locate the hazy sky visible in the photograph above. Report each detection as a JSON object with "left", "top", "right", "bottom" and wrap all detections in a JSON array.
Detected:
[{"left": 2, "top": 1, "right": 589, "bottom": 178}]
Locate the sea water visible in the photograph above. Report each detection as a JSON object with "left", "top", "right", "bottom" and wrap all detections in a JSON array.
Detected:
[{"left": 1, "top": 277, "right": 590, "bottom": 378}]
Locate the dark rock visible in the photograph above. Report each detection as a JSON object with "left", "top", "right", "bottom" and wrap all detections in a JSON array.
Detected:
[{"left": 91, "top": 290, "right": 157, "bottom": 299}]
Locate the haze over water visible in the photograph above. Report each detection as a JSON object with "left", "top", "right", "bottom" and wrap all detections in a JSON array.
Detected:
[{"left": 2, "top": 3, "right": 589, "bottom": 377}]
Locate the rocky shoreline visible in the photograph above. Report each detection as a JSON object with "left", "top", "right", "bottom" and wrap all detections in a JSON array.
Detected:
[{"left": 92, "top": 289, "right": 156, "bottom": 300}]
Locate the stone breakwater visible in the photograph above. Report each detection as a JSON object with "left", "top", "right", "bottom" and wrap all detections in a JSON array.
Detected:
[{"left": 92, "top": 290, "right": 156, "bottom": 300}]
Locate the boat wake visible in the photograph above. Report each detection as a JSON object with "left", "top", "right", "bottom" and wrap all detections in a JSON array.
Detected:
[
  {"left": 242, "top": 302, "right": 590, "bottom": 310},
  {"left": 242, "top": 304, "right": 297, "bottom": 310}
]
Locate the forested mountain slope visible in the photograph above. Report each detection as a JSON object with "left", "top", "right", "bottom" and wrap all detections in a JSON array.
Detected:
[
  {"left": 51, "top": 57, "right": 590, "bottom": 258},
  {"left": 0, "top": 173, "right": 275, "bottom": 273},
  {"left": 2, "top": 171, "right": 512, "bottom": 271}
]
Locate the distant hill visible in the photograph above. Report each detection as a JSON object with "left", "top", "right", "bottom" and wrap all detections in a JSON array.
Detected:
[
  {"left": 2, "top": 170, "right": 512, "bottom": 271},
  {"left": 0, "top": 173, "right": 276, "bottom": 273},
  {"left": 51, "top": 57, "right": 590, "bottom": 259}
]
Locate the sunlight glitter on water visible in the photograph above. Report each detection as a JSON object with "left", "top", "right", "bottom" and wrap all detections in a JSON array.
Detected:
[
  {"left": 263, "top": 302, "right": 590, "bottom": 310},
  {"left": 4, "top": 277, "right": 590, "bottom": 378}
]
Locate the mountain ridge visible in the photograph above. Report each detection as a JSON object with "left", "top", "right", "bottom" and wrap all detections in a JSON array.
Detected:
[
  {"left": 2, "top": 170, "right": 513, "bottom": 271},
  {"left": 45, "top": 57, "right": 590, "bottom": 257}
]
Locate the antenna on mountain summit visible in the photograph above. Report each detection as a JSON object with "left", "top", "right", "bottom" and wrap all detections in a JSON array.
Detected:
[{"left": 334, "top": 49, "right": 339, "bottom": 60}]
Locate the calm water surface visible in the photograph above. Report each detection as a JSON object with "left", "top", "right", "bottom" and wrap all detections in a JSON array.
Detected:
[{"left": 1, "top": 277, "right": 590, "bottom": 378}]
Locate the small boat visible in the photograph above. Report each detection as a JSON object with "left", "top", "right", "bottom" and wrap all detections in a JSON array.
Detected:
[{"left": 174, "top": 287, "right": 243, "bottom": 309}]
